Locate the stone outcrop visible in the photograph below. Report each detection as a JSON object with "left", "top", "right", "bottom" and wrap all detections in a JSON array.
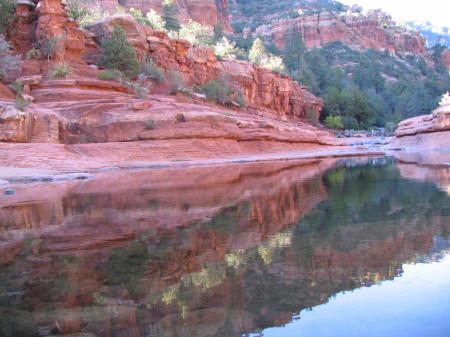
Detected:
[
  {"left": 140, "top": 27, "right": 323, "bottom": 119},
  {"left": 35, "top": 0, "right": 89, "bottom": 61},
  {"left": 96, "top": 0, "right": 232, "bottom": 32},
  {"left": 389, "top": 100, "right": 450, "bottom": 149},
  {"left": 270, "top": 11, "right": 426, "bottom": 54},
  {"left": 0, "top": 105, "right": 33, "bottom": 142},
  {"left": 85, "top": 14, "right": 150, "bottom": 58}
]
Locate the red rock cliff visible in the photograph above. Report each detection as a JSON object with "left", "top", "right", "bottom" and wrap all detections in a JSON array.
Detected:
[
  {"left": 270, "top": 11, "right": 426, "bottom": 54},
  {"left": 96, "top": 0, "right": 232, "bottom": 32}
]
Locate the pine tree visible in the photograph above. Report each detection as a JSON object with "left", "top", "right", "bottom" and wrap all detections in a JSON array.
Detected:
[
  {"left": 98, "top": 25, "right": 140, "bottom": 78},
  {"left": 214, "top": 22, "right": 224, "bottom": 42},
  {"left": 283, "top": 30, "right": 306, "bottom": 71},
  {"left": 162, "top": 0, "right": 180, "bottom": 32}
]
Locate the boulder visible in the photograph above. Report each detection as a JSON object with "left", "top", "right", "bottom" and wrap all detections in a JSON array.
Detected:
[
  {"left": 85, "top": 14, "right": 149, "bottom": 58},
  {"left": 0, "top": 104, "right": 33, "bottom": 142},
  {"left": 0, "top": 83, "right": 15, "bottom": 99},
  {"left": 389, "top": 102, "right": 450, "bottom": 150}
]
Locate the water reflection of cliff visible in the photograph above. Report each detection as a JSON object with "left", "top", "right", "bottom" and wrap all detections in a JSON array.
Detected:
[{"left": 0, "top": 158, "right": 449, "bottom": 337}]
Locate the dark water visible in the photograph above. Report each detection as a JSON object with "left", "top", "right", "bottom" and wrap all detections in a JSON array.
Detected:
[{"left": 0, "top": 157, "right": 449, "bottom": 337}]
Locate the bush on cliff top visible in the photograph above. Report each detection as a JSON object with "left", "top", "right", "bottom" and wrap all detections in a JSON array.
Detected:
[{"left": 98, "top": 25, "right": 140, "bottom": 78}]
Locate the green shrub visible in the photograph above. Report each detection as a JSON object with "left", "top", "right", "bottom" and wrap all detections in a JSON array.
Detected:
[
  {"left": 324, "top": 115, "right": 343, "bottom": 129},
  {"left": 98, "top": 25, "right": 140, "bottom": 78},
  {"left": 126, "top": 80, "right": 151, "bottom": 98},
  {"left": 98, "top": 68, "right": 126, "bottom": 81},
  {"left": 167, "top": 69, "right": 186, "bottom": 94},
  {"left": 341, "top": 116, "right": 359, "bottom": 130},
  {"left": 66, "top": 0, "right": 89, "bottom": 24},
  {"left": 384, "top": 121, "right": 398, "bottom": 134},
  {"left": 14, "top": 96, "right": 30, "bottom": 110},
  {"left": 234, "top": 93, "right": 247, "bottom": 107},
  {"left": 145, "top": 119, "right": 155, "bottom": 130},
  {"left": 67, "top": 0, "right": 110, "bottom": 28},
  {"left": 139, "top": 57, "right": 165, "bottom": 82},
  {"left": 0, "top": 34, "right": 20, "bottom": 78},
  {"left": 34, "top": 33, "right": 64, "bottom": 60},
  {"left": 48, "top": 61, "right": 75, "bottom": 79},
  {"left": 0, "top": 0, "right": 16, "bottom": 34},
  {"left": 200, "top": 79, "right": 232, "bottom": 105}
]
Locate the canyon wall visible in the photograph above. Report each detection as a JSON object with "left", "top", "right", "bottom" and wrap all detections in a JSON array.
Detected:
[
  {"left": 96, "top": 0, "right": 232, "bottom": 31},
  {"left": 270, "top": 11, "right": 426, "bottom": 54}
]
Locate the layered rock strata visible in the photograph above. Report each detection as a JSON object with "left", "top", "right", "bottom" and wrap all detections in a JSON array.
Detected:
[
  {"left": 389, "top": 101, "right": 450, "bottom": 149},
  {"left": 96, "top": 0, "right": 232, "bottom": 32},
  {"left": 270, "top": 11, "right": 426, "bottom": 54}
]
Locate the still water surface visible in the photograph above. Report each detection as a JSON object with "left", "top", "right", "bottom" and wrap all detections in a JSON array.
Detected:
[{"left": 0, "top": 157, "right": 449, "bottom": 336}]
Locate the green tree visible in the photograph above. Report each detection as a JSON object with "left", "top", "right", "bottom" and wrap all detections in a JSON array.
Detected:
[
  {"left": 98, "top": 25, "right": 140, "bottom": 78},
  {"left": 214, "top": 22, "right": 224, "bottom": 42},
  {"left": 249, "top": 38, "right": 266, "bottom": 63},
  {"left": 290, "top": 55, "right": 318, "bottom": 92},
  {"left": 0, "top": 34, "right": 20, "bottom": 79},
  {"left": 162, "top": 0, "right": 180, "bottom": 32},
  {"left": 0, "top": 0, "right": 16, "bottom": 34},
  {"left": 324, "top": 115, "right": 343, "bottom": 129},
  {"left": 283, "top": 30, "right": 306, "bottom": 71}
]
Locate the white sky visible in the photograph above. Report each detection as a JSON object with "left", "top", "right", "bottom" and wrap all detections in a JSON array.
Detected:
[{"left": 340, "top": 0, "right": 449, "bottom": 27}]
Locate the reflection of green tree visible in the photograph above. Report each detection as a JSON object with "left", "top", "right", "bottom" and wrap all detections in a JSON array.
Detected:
[
  {"left": 295, "top": 163, "right": 450, "bottom": 254},
  {"left": 0, "top": 307, "right": 35, "bottom": 337},
  {"left": 105, "top": 243, "right": 150, "bottom": 297}
]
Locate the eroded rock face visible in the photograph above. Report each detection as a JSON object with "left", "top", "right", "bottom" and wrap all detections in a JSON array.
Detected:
[
  {"left": 86, "top": 14, "right": 149, "bottom": 59},
  {"left": 96, "top": 0, "right": 232, "bottom": 32},
  {"left": 0, "top": 104, "right": 33, "bottom": 142},
  {"left": 34, "top": 0, "right": 88, "bottom": 61},
  {"left": 144, "top": 29, "right": 323, "bottom": 119},
  {"left": 271, "top": 11, "right": 426, "bottom": 54}
]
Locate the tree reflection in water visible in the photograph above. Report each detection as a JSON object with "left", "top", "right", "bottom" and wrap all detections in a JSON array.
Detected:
[{"left": 0, "top": 157, "right": 449, "bottom": 337}]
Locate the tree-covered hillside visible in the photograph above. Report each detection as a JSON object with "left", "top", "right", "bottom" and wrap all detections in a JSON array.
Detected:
[{"left": 228, "top": 0, "right": 450, "bottom": 130}]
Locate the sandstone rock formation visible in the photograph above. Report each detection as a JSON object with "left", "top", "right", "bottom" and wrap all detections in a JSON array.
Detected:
[
  {"left": 1, "top": 0, "right": 356, "bottom": 178},
  {"left": 270, "top": 11, "right": 426, "bottom": 54},
  {"left": 96, "top": 0, "right": 232, "bottom": 32},
  {"left": 389, "top": 99, "right": 450, "bottom": 149}
]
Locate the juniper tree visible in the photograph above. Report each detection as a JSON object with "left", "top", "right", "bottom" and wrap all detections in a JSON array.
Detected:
[{"left": 98, "top": 25, "right": 140, "bottom": 78}]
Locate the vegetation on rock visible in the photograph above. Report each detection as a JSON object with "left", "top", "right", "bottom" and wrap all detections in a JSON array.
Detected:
[
  {"left": 48, "top": 61, "right": 75, "bottom": 79},
  {"left": 0, "top": 34, "right": 20, "bottom": 79},
  {"left": 0, "top": 0, "right": 16, "bottom": 34},
  {"left": 139, "top": 57, "right": 165, "bottom": 83},
  {"left": 167, "top": 69, "right": 187, "bottom": 94},
  {"left": 98, "top": 25, "right": 140, "bottom": 78},
  {"left": 162, "top": 0, "right": 181, "bottom": 32}
]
